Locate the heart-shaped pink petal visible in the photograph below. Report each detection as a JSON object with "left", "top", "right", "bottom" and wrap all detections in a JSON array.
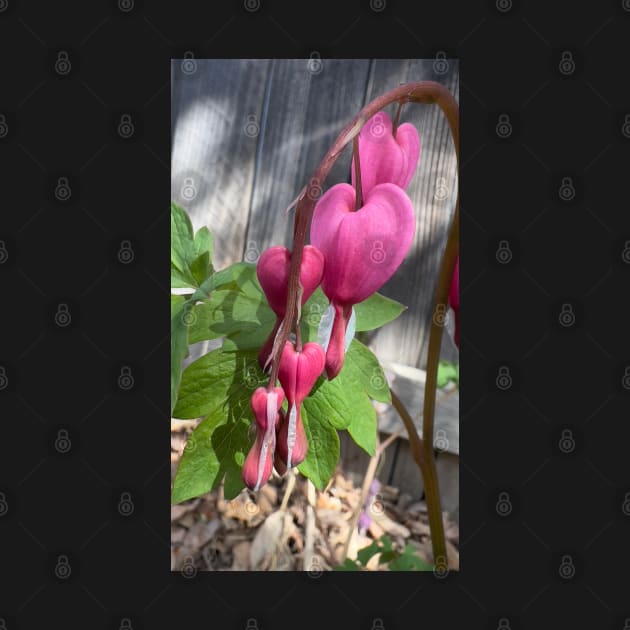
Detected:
[
  {"left": 350, "top": 112, "right": 420, "bottom": 196},
  {"left": 256, "top": 245, "right": 325, "bottom": 317},
  {"left": 311, "top": 182, "right": 415, "bottom": 307},
  {"left": 278, "top": 341, "right": 325, "bottom": 405}
]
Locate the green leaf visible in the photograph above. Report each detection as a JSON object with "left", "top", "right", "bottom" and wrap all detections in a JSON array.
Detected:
[
  {"left": 353, "top": 292, "right": 407, "bottom": 332},
  {"left": 300, "top": 288, "right": 406, "bottom": 343},
  {"left": 173, "top": 347, "right": 267, "bottom": 419},
  {"left": 437, "top": 360, "right": 459, "bottom": 388},
  {"left": 171, "top": 412, "right": 222, "bottom": 504},
  {"left": 171, "top": 264, "right": 198, "bottom": 289},
  {"left": 333, "top": 559, "right": 362, "bottom": 571},
  {"left": 171, "top": 203, "right": 196, "bottom": 275},
  {"left": 187, "top": 289, "right": 277, "bottom": 350},
  {"left": 171, "top": 295, "right": 189, "bottom": 415},
  {"left": 344, "top": 340, "right": 390, "bottom": 403},
  {"left": 388, "top": 546, "right": 433, "bottom": 571},
  {"left": 171, "top": 348, "right": 269, "bottom": 504},
  {"left": 297, "top": 405, "right": 339, "bottom": 490},
  {"left": 193, "top": 226, "right": 213, "bottom": 262},
  {"left": 356, "top": 540, "right": 383, "bottom": 566}
]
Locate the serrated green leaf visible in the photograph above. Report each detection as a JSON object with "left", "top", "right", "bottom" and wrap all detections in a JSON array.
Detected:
[
  {"left": 193, "top": 226, "right": 213, "bottom": 261},
  {"left": 171, "top": 295, "right": 189, "bottom": 415},
  {"left": 171, "top": 264, "right": 198, "bottom": 289},
  {"left": 173, "top": 347, "right": 267, "bottom": 419},
  {"left": 344, "top": 340, "right": 390, "bottom": 403},
  {"left": 189, "top": 251, "right": 211, "bottom": 286},
  {"left": 171, "top": 348, "right": 269, "bottom": 504},
  {"left": 345, "top": 404, "right": 376, "bottom": 457},
  {"left": 187, "top": 289, "right": 276, "bottom": 350},
  {"left": 171, "top": 412, "right": 222, "bottom": 504},
  {"left": 354, "top": 292, "right": 407, "bottom": 332},
  {"left": 297, "top": 405, "right": 339, "bottom": 490}
]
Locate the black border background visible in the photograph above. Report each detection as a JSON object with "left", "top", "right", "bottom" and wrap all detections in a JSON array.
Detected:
[{"left": 2, "top": 1, "right": 630, "bottom": 629}]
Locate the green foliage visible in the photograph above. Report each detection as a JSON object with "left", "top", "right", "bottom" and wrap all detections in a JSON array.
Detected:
[
  {"left": 171, "top": 203, "right": 410, "bottom": 502},
  {"left": 333, "top": 535, "right": 434, "bottom": 571},
  {"left": 437, "top": 360, "right": 459, "bottom": 388}
]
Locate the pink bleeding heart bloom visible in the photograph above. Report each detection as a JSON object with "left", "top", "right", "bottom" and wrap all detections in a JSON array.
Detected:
[
  {"left": 449, "top": 255, "right": 459, "bottom": 348},
  {"left": 242, "top": 386, "right": 285, "bottom": 491},
  {"left": 276, "top": 341, "right": 325, "bottom": 469},
  {"left": 310, "top": 182, "right": 415, "bottom": 378},
  {"left": 256, "top": 245, "right": 324, "bottom": 367},
  {"left": 350, "top": 111, "right": 420, "bottom": 196}
]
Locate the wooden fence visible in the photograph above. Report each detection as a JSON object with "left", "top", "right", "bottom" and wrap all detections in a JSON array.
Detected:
[{"left": 171, "top": 58, "right": 460, "bottom": 519}]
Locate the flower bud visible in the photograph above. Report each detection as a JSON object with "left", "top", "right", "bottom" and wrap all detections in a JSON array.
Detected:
[
  {"left": 275, "top": 405, "right": 308, "bottom": 469},
  {"left": 350, "top": 111, "right": 420, "bottom": 197},
  {"left": 277, "top": 341, "right": 325, "bottom": 468},
  {"left": 242, "top": 386, "right": 284, "bottom": 491}
]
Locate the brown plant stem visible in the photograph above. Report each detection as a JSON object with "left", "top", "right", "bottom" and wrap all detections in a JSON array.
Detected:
[{"left": 390, "top": 389, "right": 447, "bottom": 570}]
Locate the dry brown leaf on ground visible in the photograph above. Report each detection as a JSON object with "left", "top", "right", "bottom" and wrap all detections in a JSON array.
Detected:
[{"left": 249, "top": 510, "right": 296, "bottom": 571}]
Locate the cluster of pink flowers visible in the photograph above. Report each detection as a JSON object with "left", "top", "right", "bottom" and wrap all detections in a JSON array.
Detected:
[{"left": 242, "top": 111, "right": 424, "bottom": 491}]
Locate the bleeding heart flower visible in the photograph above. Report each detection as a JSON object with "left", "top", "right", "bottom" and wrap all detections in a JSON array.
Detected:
[
  {"left": 310, "top": 182, "right": 415, "bottom": 377},
  {"left": 276, "top": 341, "right": 325, "bottom": 468},
  {"left": 449, "top": 255, "right": 459, "bottom": 348},
  {"left": 242, "top": 386, "right": 284, "bottom": 491},
  {"left": 256, "top": 245, "right": 324, "bottom": 367},
  {"left": 350, "top": 111, "right": 420, "bottom": 196}
]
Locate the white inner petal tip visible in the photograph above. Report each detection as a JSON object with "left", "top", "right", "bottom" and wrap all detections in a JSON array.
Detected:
[
  {"left": 317, "top": 303, "right": 335, "bottom": 351},
  {"left": 344, "top": 307, "right": 356, "bottom": 351}
]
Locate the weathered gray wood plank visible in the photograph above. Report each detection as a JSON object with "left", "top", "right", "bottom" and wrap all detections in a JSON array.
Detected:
[
  {"left": 243, "top": 59, "right": 372, "bottom": 258},
  {"left": 171, "top": 59, "right": 272, "bottom": 269}
]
